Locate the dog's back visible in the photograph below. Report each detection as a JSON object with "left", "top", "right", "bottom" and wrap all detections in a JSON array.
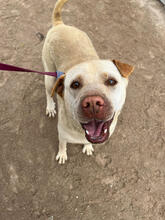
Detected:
[{"left": 42, "top": 0, "right": 99, "bottom": 72}]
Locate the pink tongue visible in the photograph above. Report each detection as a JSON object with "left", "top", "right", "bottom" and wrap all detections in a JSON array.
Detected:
[{"left": 83, "top": 120, "right": 104, "bottom": 137}]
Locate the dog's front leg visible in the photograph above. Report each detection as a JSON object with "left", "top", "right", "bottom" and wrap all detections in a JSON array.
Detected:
[
  {"left": 56, "top": 137, "right": 67, "bottom": 164},
  {"left": 43, "top": 60, "right": 56, "bottom": 118},
  {"left": 45, "top": 75, "right": 56, "bottom": 117},
  {"left": 83, "top": 144, "right": 94, "bottom": 156}
]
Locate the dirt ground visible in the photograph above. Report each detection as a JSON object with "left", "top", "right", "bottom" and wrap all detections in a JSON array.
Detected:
[{"left": 0, "top": 0, "right": 165, "bottom": 219}]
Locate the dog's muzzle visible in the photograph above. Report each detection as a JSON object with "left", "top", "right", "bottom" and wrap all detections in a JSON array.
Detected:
[{"left": 79, "top": 95, "right": 114, "bottom": 144}]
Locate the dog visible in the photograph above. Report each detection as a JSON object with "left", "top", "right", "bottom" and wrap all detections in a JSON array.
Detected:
[{"left": 42, "top": 0, "right": 134, "bottom": 164}]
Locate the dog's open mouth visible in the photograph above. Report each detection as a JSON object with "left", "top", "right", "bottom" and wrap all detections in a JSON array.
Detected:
[{"left": 81, "top": 115, "right": 114, "bottom": 144}]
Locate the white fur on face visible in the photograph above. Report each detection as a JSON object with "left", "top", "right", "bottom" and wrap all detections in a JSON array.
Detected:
[{"left": 64, "top": 60, "right": 128, "bottom": 121}]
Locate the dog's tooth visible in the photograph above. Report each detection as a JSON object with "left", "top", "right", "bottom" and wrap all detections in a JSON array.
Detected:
[
  {"left": 86, "top": 130, "right": 89, "bottom": 135},
  {"left": 104, "top": 129, "right": 107, "bottom": 134}
]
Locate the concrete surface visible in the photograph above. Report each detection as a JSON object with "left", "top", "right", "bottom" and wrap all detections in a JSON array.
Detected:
[{"left": 0, "top": 0, "right": 165, "bottom": 219}]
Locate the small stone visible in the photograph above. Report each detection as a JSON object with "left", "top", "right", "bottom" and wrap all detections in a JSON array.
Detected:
[
  {"left": 101, "top": 177, "right": 114, "bottom": 185},
  {"left": 149, "top": 50, "right": 155, "bottom": 59},
  {"left": 69, "top": 184, "right": 73, "bottom": 190},
  {"left": 143, "top": 74, "right": 153, "bottom": 80},
  {"left": 7, "top": 207, "right": 13, "bottom": 212}
]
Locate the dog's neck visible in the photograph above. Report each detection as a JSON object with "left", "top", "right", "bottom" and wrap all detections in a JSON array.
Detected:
[{"left": 58, "top": 56, "right": 100, "bottom": 73}]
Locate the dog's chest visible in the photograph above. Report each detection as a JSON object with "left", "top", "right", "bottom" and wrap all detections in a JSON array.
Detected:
[{"left": 59, "top": 125, "right": 88, "bottom": 144}]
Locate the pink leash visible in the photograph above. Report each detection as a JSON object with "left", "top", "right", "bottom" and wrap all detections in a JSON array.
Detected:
[{"left": 0, "top": 62, "right": 65, "bottom": 79}]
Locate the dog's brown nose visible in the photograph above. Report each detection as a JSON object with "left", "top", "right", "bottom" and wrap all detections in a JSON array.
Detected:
[{"left": 81, "top": 96, "right": 105, "bottom": 119}]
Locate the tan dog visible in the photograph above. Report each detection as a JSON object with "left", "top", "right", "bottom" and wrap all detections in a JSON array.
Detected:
[{"left": 42, "top": 0, "right": 134, "bottom": 164}]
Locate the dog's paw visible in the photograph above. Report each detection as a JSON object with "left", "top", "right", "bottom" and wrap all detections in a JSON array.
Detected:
[
  {"left": 56, "top": 151, "right": 67, "bottom": 164},
  {"left": 46, "top": 101, "right": 56, "bottom": 118},
  {"left": 83, "top": 144, "right": 94, "bottom": 156}
]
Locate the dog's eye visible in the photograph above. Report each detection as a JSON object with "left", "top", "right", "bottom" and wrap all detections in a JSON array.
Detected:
[
  {"left": 105, "top": 78, "right": 117, "bottom": 86},
  {"left": 70, "top": 81, "right": 81, "bottom": 89}
]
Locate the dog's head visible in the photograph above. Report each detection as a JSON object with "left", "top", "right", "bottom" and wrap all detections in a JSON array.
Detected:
[{"left": 53, "top": 60, "right": 134, "bottom": 144}]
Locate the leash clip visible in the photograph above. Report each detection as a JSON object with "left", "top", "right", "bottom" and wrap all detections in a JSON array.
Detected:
[{"left": 56, "top": 71, "right": 65, "bottom": 79}]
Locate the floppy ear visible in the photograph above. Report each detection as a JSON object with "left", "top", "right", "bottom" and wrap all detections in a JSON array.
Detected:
[
  {"left": 112, "top": 60, "right": 134, "bottom": 78},
  {"left": 51, "top": 75, "right": 65, "bottom": 97}
]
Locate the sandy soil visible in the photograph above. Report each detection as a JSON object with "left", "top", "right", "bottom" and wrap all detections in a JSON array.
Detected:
[{"left": 0, "top": 0, "right": 165, "bottom": 219}]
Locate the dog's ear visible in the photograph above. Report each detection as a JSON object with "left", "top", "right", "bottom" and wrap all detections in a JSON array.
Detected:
[
  {"left": 112, "top": 60, "right": 134, "bottom": 78},
  {"left": 51, "top": 75, "right": 65, "bottom": 97}
]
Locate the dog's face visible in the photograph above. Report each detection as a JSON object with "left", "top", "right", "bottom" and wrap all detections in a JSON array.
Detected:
[{"left": 55, "top": 60, "right": 134, "bottom": 144}]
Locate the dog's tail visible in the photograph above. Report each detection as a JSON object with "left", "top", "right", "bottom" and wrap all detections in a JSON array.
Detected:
[{"left": 52, "top": 0, "right": 68, "bottom": 26}]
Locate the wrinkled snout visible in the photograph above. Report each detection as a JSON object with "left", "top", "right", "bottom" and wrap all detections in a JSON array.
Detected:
[{"left": 81, "top": 96, "right": 107, "bottom": 120}]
